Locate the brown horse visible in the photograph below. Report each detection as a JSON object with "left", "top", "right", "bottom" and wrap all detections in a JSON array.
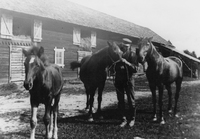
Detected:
[
  {"left": 70, "top": 41, "right": 123, "bottom": 121},
  {"left": 23, "top": 46, "right": 63, "bottom": 139},
  {"left": 137, "top": 37, "right": 183, "bottom": 124}
]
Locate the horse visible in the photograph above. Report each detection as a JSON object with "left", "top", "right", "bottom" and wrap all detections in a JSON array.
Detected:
[
  {"left": 70, "top": 41, "right": 123, "bottom": 121},
  {"left": 137, "top": 37, "right": 183, "bottom": 124},
  {"left": 23, "top": 46, "right": 63, "bottom": 139}
]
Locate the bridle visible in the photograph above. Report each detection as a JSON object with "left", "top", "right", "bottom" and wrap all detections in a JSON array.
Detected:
[
  {"left": 107, "top": 48, "right": 132, "bottom": 86},
  {"left": 140, "top": 41, "right": 154, "bottom": 62},
  {"left": 107, "top": 47, "right": 121, "bottom": 71}
]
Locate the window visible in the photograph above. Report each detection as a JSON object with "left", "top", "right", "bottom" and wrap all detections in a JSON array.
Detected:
[
  {"left": 13, "top": 17, "right": 31, "bottom": 37},
  {"left": 0, "top": 14, "right": 13, "bottom": 39},
  {"left": 73, "top": 27, "right": 81, "bottom": 45},
  {"left": 54, "top": 47, "right": 65, "bottom": 68},
  {"left": 73, "top": 28, "right": 97, "bottom": 48},
  {"left": 33, "top": 20, "right": 42, "bottom": 42}
]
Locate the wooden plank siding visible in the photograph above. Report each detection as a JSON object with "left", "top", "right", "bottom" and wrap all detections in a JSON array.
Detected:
[
  {"left": 10, "top": 44, "right": 30, "bottom": 82},
  {"left": 40, "top": 29, "right": 116, "bottom": 80},
  {"left": 0, "top": 11, "right": 137, "bottom": 83},
  {"left": 0, "top": 39, "right": 10, "bottom": 83},
  {"left": 40, "top": 30, "right": 79, "bottom": 79}
]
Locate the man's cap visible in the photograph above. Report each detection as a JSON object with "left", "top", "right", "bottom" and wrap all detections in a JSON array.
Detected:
[{"left": 122, "top": 38, "right": 132, "bottom": 47}]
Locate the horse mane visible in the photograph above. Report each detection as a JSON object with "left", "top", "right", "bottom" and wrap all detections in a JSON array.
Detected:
[
  {"left": 94, "top": 46, "right": 108, "bottom": 55},
  {"left": 26, "top": 46, "right": 50, "bottom": 66}
]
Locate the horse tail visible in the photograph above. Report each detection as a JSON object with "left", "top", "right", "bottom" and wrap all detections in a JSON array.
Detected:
[{"left": 70, "top": 61, "right": 81, "bottom": 70}]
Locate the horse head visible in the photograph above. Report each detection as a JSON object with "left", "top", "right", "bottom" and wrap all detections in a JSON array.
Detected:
[
  {"left": 23, "top": 46, "right": 45, "bottom": 90},
  {"left": 107, "top": 41, "right": 123, "bottom": 62},
  {"left": 123, "top": 46, "right": 139, "bottom": 67},
  {"left": 137, "top": 37, "right": 153, "bottom": 63}
]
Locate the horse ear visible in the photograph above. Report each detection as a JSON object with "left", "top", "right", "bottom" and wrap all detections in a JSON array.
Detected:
[
  {"left": 22, "top": 49, "right": 28, "bottom": 57},
  {"left": 38, "top": 46, "right": 44, "bottom": 57},
  {"left": 107, "top": 41, "right": 112, "bottom": 47},
  {"left": 149, "top": 37, "right": 153, "bottom": 42},
  {"left": 137, "top": 37, "right": 143, "bottom": 44},
  {"left": 112, "top": 41, "right": 119, "bottom": 48}
]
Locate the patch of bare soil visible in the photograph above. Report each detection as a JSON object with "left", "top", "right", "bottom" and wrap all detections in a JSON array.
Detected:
[{"left": 0, "top": 77, "right": 200, "bottom": 138}]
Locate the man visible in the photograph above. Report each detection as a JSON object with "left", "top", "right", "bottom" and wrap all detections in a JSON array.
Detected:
[{"left": 114, "top": 38, "right": 137, "bottom": 127}]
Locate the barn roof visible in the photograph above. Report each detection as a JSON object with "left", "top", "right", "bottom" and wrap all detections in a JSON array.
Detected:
[
  {"left": 0, "top": 0, "right": 167, "bottom": 44},
  {"left": 164, "top": 44, "right": 200, "bottom": 63},
  {"left": 1, "top": 0, "right": 200, "bottom": 64}
]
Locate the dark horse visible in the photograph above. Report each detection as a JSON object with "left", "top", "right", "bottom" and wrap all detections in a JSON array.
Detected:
[
  {"left": 23, "top": 46, "right": 63, "bottom": 139},
  {"left": 137, "top": 37, "right": 183, "bottom": 124},
  {"left": 70, "top": 41, "right": 123, "bottom": 121}
]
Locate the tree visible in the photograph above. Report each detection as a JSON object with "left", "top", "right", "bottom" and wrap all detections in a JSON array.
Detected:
[{"left": 183, "top": 50, "right": 197, "bottom": 58}]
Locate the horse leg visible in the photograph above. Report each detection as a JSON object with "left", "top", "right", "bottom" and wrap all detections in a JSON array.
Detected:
[
  {"left": 52, "top": 95, "right": 61, "bottom": 139},
  {"left": 174, "top": 79, "right": 182, "bottom": 117},
  {"left": 88, "top": 87, "right": 96, "bottom": 122},
  {"left": 158, "top": 85, "right": 165, "bottom": 124},
  {"left": 43, "top": 99, "right": 53, "bottom": 139},
  {"left": 165, "top": 84, "right": 173, "bottom": 115},
  {"left": 85, "top": 85, "right": 90, "bottom": 111},
  {"left": 30, "top": 105, "right": 38, "bottom": 139},
  {"left": 149, "top": 84, "right": 157, "bottom": 121},
  {"left": 96, "top": 81, "right": 106, "bottom": 119}
]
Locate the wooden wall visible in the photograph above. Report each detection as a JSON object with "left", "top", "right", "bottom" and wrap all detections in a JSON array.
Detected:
[
  {"left": 39, "top": 29, "right": 112, "bottom": 80},
  {"left": 0, "top": 12, "right": 137, "bottom": 83},
  {"left": 0, "top": 39, "right": 10, "bottom": 83}
]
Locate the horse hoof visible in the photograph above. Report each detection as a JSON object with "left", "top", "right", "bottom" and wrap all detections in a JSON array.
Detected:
[
  {"left": 88, "top": 117, "right": 94, "bottom": 122},
  {"left": 175, "top": 114, "right": 179, "bottom": 118},
  {"left": 85, "top": 108, "right": 89, "bottom": 112},
  {"left": 120, "top": 121, "right": 127, "bottom": 127},
  {"left": 153, "top": 117, "right": 157, "bottom": 121},
  {"left": 160, "top": 121, "right": 165, "bottom": 124},
  {"left": 168, "top": 109, "right": 173, "bottom": 114},
  {"left": 129, "top": 120, "right": 135, "bottom": 127}
]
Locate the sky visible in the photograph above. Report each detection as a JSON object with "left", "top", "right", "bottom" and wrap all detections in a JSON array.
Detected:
[{"left": 68, "top": 0, "right": 200, "bottom": 57}]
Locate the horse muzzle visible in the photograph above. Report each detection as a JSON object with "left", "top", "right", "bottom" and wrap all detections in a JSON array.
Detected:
[
  {"left": 138, "top": 56, "right": 145, "bottom": 64},
  {"left": 24, "top": 80, "right": 33, "bottom": 90}
]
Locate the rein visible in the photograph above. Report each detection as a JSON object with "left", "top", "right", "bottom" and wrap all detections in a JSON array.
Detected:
[{"left": 109, "top": 51, "right": 131, "bottom": 85}]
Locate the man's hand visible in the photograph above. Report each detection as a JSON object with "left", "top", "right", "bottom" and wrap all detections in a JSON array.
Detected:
[
  {"left": 121, "top": 58, "right": 132, "bottom": 66},
  {"left": 121, "top": 58, "right": 138, "bottom": 73}
]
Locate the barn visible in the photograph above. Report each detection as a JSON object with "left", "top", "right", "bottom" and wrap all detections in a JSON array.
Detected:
[{"left": 0, "top": 0, "right": 199, "bottom": 84}]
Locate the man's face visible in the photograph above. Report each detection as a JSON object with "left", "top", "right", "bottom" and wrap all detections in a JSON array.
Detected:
[{"left": 121, "top": 45, "right": 129, "bottom": 53}]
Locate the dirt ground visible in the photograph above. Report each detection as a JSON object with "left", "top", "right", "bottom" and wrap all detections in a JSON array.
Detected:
[
  {"left": 0, "top": 79, "right": 150, "bottom": 134},
  {"left": 0, "top": 77, "right": 200, "bottom": 138}
]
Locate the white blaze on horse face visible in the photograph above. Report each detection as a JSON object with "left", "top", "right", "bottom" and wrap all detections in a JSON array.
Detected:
[{"left": 29, "top": 57, "right": 35, "bottom": 64}]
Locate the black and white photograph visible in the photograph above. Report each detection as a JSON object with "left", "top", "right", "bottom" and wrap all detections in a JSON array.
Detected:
[{"left": 0, "top": 0, "right": 200, "bottom": 138}]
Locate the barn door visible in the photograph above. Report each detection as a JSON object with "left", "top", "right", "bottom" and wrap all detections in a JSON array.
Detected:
[{"left": 9, "top": 44, "right": 30, "bottom": 82}]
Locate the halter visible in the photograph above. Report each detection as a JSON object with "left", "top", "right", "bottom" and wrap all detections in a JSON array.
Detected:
[
  {"left": 107, "top": 47, "right": 121, "bottom": 71},
  {"left": 109, "top": 50, "right": 132, "bottom": 85}
]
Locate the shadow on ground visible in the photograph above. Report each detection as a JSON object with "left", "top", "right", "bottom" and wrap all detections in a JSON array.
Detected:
[{"left": 1, "top": 77, "right": 200, "bottom": 138}]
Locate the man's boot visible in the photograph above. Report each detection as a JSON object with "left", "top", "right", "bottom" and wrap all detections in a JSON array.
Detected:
[{"left": 120, "top": 116, "right": 127, "bottom": 127}]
